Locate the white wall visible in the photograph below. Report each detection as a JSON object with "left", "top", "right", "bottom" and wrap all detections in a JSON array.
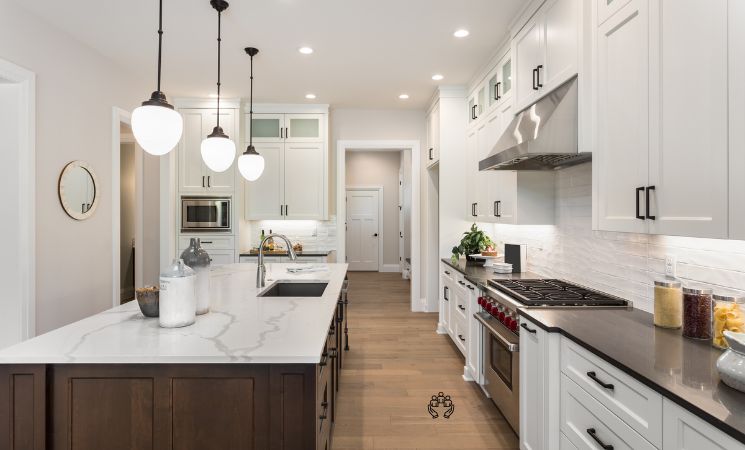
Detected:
[
  {"left": 0, "top": 0, "right": 144, "bottom": 333},
  {"left": 489, "top": 163, "right": 745, "bottom": 313},
  {"left": 345, "top": 151, "right": 401, "bottom": 266},
  {"left": 142, "top": 152, "right": 161, "bottom": 287}
]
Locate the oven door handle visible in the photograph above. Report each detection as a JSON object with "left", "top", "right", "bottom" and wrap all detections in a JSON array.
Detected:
[{"left": 474, "top": 313, "right": 519, "bottom": 352}]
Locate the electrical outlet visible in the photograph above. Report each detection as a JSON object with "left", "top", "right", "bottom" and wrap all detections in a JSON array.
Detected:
[{"left": 665, "top": 256, "right": 677, "bottom": 278}]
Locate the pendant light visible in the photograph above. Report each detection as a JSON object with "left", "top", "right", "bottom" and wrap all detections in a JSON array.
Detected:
[
  {"left": 131, "top": 0, "right": 183, "bottom": 156},
  {"left": 200, "top": 0, "right": 236, "bottom": 173},
  {"left": 238, "top": 47, "right": 265, "bottom": 181}
]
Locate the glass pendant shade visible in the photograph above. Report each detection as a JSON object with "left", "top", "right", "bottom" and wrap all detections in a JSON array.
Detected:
[
  {"left": 132, "top": 103, "right": 183, "bottom": 156},
  {"left": 200, "top": 133, "right": 236, "bottom": 173},
  {"left": 238, "top": 152, "right": 265, "bottom": 181}
]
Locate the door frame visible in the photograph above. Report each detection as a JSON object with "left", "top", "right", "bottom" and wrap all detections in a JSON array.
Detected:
[
  {"left": 0, "top": 58, "right": 36, "bottom": 341},
  {"left": 111, "top": 107, "right": 145, "bottom": 307},
  {"left": 345, "top": 186, "right": 384, "bottom": 272},
  {"left": 336, "top": 140, "right": 422, "bottom": 312}
]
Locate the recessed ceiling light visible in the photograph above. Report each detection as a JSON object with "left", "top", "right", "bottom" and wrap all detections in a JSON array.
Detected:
[
  {"left": 399, "top": 94, "right": 409, "bottom": 100},
  {"left": 454, "top": 29, "right": 470, "bottom": 38},
  {"left": 432, "top": 74, "right": 444, "bottom": 81},
  {"left": 298, "top": 47, "right": 314, "bottom": 54},
  {"left": 305, "top": 93, "right": 317, "bottom": 99}
]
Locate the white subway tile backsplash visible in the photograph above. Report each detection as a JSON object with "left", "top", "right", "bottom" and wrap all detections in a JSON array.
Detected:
[
  {"left": 247, "top": 216, "right": 337, "bottom": 252},
  {"left": 490, "top": 163, "right": 745, "bottom": 313}
]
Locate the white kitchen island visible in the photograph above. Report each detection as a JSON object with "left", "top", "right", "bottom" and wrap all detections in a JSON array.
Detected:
[{"left": 0, "top": 263, "right": 348, "bottom": 450}]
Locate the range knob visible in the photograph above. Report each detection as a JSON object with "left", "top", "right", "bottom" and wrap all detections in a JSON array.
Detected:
[
  {"left": 504, "top": 316, "right": 514, "bottom": 329},
  {"left": 498, "top": 311, "right": 506, "bottom": 322}
]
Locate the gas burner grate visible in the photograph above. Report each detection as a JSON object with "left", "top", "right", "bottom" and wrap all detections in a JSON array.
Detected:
[{"left": 488, "top": 279, "right": 629, "bottom": 307}]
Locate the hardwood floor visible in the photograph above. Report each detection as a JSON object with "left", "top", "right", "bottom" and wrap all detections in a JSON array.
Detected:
[{"left": 333, "top": 271, "right": 519, "bottom": 450}]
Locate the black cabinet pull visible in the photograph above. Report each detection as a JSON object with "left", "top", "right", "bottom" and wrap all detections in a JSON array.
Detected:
[
  {"left": 429, "top": 148, "right": 433, "bottom": 160},
  {"left": 495, "top": 81, "right": 501, "bottom": 100},
  {"left": 458, "top": 280, "right": 465, "bottom": 286},
  {"left": 636, "top": 187, "right": 645, "bottom": 220},
  {"left": 444, "top": 270, "right": 451, "bottom": 275},
  {"left": 457, "top": 334, "right": 466, "bottom": 342},
  {"left": 207, "top": 176, "right": 211, "bottom": 188},
  {"left": 536, "top": 65, "right": 543, "bottom": 88},
  {"left": 201, "top": 241, "right": 213, "bottom": 244},
  {"left": 443, "top": 286, "right": 449, "bottom": 301},
  {"left": 319, "top": 352, "right": 328, "bottom": 366},
  {"left": 400, "top": 231, "right": 403, "bottom": 238},
  {"left": 458, "top": 305, "right": 466, "bottom": 311},
  {"left": 280, "top": 205, "right": 284, "bottom": 216},
  {"left": 467, "top": 285, "right": 474, "bottom": 290},
  {"left": 285, "top": 204, "right": 288, "bottom": 216},
  {"left": 494, "top": 200, "right": 501, "bottom": 218},
  {"left": 587, "top": 371, "right": 615, "bottom": 390},
  {"left": 280, "top": 127, "right": 283, "bottom": 139},
  {"left": 645, "top": 186, "right": 656, "bottom": 220},
  {"left": 532, "top": 68, "right": 539, "bottom": 90},
  {"left": 586, "top": 428, "right": 614, "bottom": 450},
  {"left": 202, "top": 176, "right": 205, "bottom": 188},
  {"left": 520, "top": 323, "right": 537, "bottom": 334}
]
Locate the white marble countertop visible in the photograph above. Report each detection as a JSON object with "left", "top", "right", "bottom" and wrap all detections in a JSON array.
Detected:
[{"left": 0, "top": 263, "right": 348, "bottom": 364}]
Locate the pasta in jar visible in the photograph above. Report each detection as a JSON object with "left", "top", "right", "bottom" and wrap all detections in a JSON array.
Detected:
[{"left": 713, "top": 292, "right": 745, "bottom": 349}]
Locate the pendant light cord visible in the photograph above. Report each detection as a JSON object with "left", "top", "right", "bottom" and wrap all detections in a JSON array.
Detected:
[
  {"left": 215, "top": 9, "right": 222, "bottom": 128},
  {"left": 157, "top": 0, "right": 163, "bottom": 92},
  {"left": 249, "top": 53, "right": 254, "bottom": 148}
]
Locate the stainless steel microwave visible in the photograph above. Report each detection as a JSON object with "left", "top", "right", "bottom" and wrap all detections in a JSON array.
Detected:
[{"left": 181, "top": 197, "right": 231, "bottom": 231}]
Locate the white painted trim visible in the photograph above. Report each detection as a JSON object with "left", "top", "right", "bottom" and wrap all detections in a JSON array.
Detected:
[
  {"left": 345, "top": 186, "right": 384, "bottom": 271},
  {"left": 173, "top": 98, "right": 241, "bottom": 110},
  {"left": 337, "top": 139, "right": 422, "bottom": 312},
  {"left": 111, "top": 107, "right": 135, "bottom": 307},
  {"left": 0, "top": 59, "right": 36, "bottom": 340},
  {"left": 245, "top": 103, "right": 330, "bottom": 114},
  {"left": 381, "top": 264, "right": 401, "bottom": 273}
]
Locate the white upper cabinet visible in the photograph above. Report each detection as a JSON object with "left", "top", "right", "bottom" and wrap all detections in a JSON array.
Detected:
[
  {"left": 487, "top": 52, "right": 513, "bottom": 112},
  {"left": 595, "top": 0, "right": 732, "bottom": 239},
  {"left": 595, "top": 0, "right": 649, "bottom": 234},
  {"left": 730, "top": 0, "right": 745, "bottom": 240},
  {"left": 243, "top": 107, "right": 328, "bottom": 220},
  {"left": 244, "top": 143, "right": 283, "bottom": 220},
  {"left": 465, "top": 127, "right": 479, "bottom": 219},
  {"left": 283, "top": 142, "right": 325, "bottom": 219},
  {"left": 177, "top": 108, "right": 237, "bottom": 194},
  {"left": 426, "top": 102, "right": 440, "bottom": 166},
  {"left": 514, "top": 0, "right": 578, "bottom": 111},
  {"left": 647, "top": 0, "right": 728, "bottom": 238}
]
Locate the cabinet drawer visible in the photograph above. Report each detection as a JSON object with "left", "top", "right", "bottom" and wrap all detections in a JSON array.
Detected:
[
  {"left": 663, "top": 398, "right": 745, "bottom": 450},
  {"left": 561, "top": 338, "right": 662, "bottom": 447},
  {"left": 597, "top": 0, "right": 632, "bottom": 26},
  {"left": 316, "top": 363, "right": 331, "bottom": 450},
  {"left": 454, "top": 289, "right": 468, "bottom": 321},
  {"left": 452, "top": 314, "right": 467, "bottom": 356},
  {"left": 560, "top": 432, "right": 579, "bottom": 450},
  {"left": 441, "top": 263, "right": 455, "bottom": 282},
  {"left": 561, "top": 375, "right": 656, "bottom": 450},
  {"left": 179, "top": 235, "right": 235, "bottom": 251}
]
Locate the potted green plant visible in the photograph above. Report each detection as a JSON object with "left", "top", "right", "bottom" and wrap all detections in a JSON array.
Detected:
[{"left": 451, "top": 223, "right": 495, "bottom": 264}]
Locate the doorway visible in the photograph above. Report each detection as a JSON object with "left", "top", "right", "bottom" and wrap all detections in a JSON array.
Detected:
[
  {"left": 346, "top": 187, "right": 382, "bottom": 271},
  {"left": 0, "top": 59, "right": 35, "bottom": 348},
  {"left": 119, "top": 124, "right": 137, "bottom": 302}
]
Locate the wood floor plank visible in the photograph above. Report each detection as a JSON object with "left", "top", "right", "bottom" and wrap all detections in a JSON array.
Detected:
[{"left": 334, "top": 272, "right": 518, "bottom": 450}]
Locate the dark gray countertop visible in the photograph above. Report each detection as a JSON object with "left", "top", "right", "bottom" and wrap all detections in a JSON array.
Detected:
[
  {"left": 240, "top": 250, "right": 331, "bottom": 257},
  {"left": 440, "top": 258, "right": 544, "bottom": 286},
  {"left": 519, "top": 307, "right": 745, "bottom": 443}
]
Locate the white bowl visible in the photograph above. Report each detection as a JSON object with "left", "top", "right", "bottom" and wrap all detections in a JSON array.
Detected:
[{"left": 717, "top": 331, "right": 745, "bottom": 393}]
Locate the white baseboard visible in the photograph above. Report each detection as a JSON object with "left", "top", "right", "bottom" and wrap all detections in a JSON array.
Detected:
[
  {"left": 436, "top": 323, "right": 448, "bottom": 334},
  {"left": 380, "top": 264, "right": 401, "bottom": 273},
  {"left": 462, "top": 366, "right": 474, "bottom": 382}
]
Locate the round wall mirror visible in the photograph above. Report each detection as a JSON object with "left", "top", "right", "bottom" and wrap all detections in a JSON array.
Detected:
[{"left": 58, "top": 161, "right": 98, "bottom": 220}]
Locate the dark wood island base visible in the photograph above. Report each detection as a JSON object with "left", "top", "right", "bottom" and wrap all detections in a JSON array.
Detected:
[{"left": 0, "top": 306, "right": 344, "bottom": 450}]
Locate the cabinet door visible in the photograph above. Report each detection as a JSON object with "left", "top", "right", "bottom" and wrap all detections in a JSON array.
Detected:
[
  {"left": 514, "top": 14, "right": 544, "bottom": 109},
  {"left": 647, "top": 0, "right": 728, "bottom": 238},
  {"left": 520, "top": 319, "right": 547, "bottom": 450},
  {"left": 495, "top": 103, "right": 517, "bottom": 224},
  {"left": 465, "top": 128, "right": 479, "bottom": 220},
  {"left": 178, "top": 109, "right": 207, "bottom": 192},
  {"left": 248, "top": 113, "right": 284, "bottom": 143},
  {"left": 730, "top": 0, "right": 745, "bottom": 240},
  {"left": 285, "top": 114, "right": 324, "bottom": 143},
  {"left": 430, "top": 104, "right": 440, "bottom": 163},
  {"left": 595, "top": 0, "right": 649, "bottom": 233},
  {"left": 542, "top": 0, "right": 579, "bottom": 90},
  {"left": 441, "top": 281, "right": 452, "bottom": 335},
  {"left": 466, "top": 288, "right": 481, "bottom": 383},
  {"left": 284, "top": 143, "right": 325, "bottom": 219},
  {"left": 662, "top": 399, "right": 745, "bottom": 450},
  {"left": 204, "top": 109, "right": 236, "bottom": 192},
  {"left": 478, "top": 111, "right": 502, "bottom": 223},
  {"left": 208, "top": 250, "right": 235, "bottom": 266},
  {"left": 244, "top": 143, "right": 284, "bottom": 220},
  {"left": 499, "top": 54, "right": 513, "bottom": 100}
]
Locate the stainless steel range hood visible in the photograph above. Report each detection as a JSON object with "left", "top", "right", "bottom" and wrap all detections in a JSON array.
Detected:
[{"left": 479, "top": 76, "right": 589, "bottom": 171}]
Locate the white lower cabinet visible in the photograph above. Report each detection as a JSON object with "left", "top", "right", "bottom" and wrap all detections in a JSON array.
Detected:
[
  {"left": 522, "top": 327, "right": 745, "bottom": 450},
  {"left": 208, "top": 250, "right": 237, "bottom": 266},
  {"left": 663, "top": 399, "right": 745, "bottom": 450}
]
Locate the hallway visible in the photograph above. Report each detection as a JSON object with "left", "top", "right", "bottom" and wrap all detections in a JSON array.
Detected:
[{"left": 333, "top": 272, "right": 518, "bottom": 449}]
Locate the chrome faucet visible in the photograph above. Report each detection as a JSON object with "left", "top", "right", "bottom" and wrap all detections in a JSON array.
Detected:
[{"left": 257, "top": 233, "right": 298, "bottom": 288}]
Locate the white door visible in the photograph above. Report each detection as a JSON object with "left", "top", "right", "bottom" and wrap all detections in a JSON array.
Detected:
[
  {"left": 542, "top": 0, "right": 578, "bottom": 90},
  {"left": 595, "top": 0, "right": 649, "bottom": 233},
  {"left": 647, "top": 0, "right": 728, "bottom": 238},
  {"left": 346, "top": 189, "right": 379, "bottom": 271},
  {"left": 178, "top": 109, "right": 208, "bottom": 192},
  {"left": 284, "top": 142, "right": 325, "bottom": 219},
  {"left": 514, "top": 13, "right": 544, "bottom": 109},
  {"left": 244, "top": 143, "right": 284, "bottom": 220},
  {"left": 204, "top": 109, "right": 236, "bottom": 192}
]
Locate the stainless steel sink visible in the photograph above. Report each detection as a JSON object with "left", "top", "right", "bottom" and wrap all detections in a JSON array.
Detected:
[{"left": 258, "top": 281, "right": 328, "bottom": 297}]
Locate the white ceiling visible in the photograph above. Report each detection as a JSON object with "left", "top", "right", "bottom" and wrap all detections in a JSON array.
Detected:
[{"left": 14, "top": 0, "right": 525, "bottom": 109}]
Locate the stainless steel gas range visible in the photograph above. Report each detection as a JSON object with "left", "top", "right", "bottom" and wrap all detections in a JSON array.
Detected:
[{"left": 474, "top": 278, "right": 630, "bottom": 435}]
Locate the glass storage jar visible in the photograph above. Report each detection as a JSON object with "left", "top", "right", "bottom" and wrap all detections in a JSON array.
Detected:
[
  {"left": 712, "top": 291, "right": 745, "bottom": 349},
  {"left": 682, "top": 286, "right": 713, "bottom": 340},
  {"left": 654, "top": 279, "right": 683, "bottom": 329},
  {"left": 159, "top": 259, "right": 196, "bottom": 328}
]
